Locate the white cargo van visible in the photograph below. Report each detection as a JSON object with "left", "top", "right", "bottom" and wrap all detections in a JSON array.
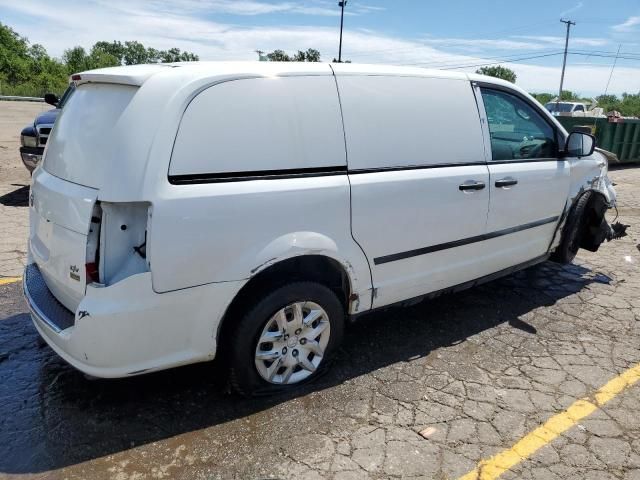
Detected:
[{"left": 25, "top": 62, "right": 619, "bottom": 395}]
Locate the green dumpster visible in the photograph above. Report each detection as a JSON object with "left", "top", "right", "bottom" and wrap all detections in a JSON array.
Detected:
[{"left": 556, "top": 117, "right": 640, "bottom": 163}]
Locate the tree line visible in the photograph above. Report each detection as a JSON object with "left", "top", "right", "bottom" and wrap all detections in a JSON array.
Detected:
[{"left": 0, "top": 22, "right": 198, "bottom": 97}]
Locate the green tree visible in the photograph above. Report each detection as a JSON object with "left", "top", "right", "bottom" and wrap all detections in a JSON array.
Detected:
[
  {"left": 146, "top": 47, "right": 160, "bottom": 63},
  {"left": 266, "top": 48, "right": 321, "bottom": 62},
  {"left": 595, "top": 94, "right": 620, "bottom": 114},
  {"left": 91, "top": 41, "right": 125, "bottom": 63},
  {"left": 596, "top": 94, "right": 617, "bottom": 105},
  {"left": 618, "top": 93, "right": 640, "bottom": 116},
  {"left": 157, "top": 47, "right": 199, "bottom": 63},
  {"left": 558, "top": 90, "right": 580, "bottom": 101},
  {"left": 1, "top": 22, "right": 200, "bottom": 97},
  {"left": 62, "top": 46, "right": 92, "bottom": 74},
  {"left": 476, "top": 65, "right": 517, "bottom": 83},
  {"left": 266, "top": 49, "right": 291, "bottom": 62},
  {"left": 123, "top": 41, "right": 149, "bottom": 65},
  {"left": 293, "top": 48, "right": 320, "bottom": 62},
  {"left": 0, "top": 23, "right": 31, "bottom": 84},
  {"left": 89, "top": 50, "right": 120, "bottom": 69},
  {"left": 530, "top": 93, "right": 555, "bottom": 105}
]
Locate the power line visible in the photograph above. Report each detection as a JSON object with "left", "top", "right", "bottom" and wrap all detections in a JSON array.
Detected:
[
  {"left": 397, "top": 50, "right": 640, "bottom": 72},
  {"left": 336, "top": 19, "right": 559, "bottom": 59},
  {"left": 569, "top": 52, "right": 640, "bottom": 61},
  {"left": 591, "top": 44, "right": 622, "bottom": 129},
  {"left": 571, "top": 48, "right": 640, "bottom": 56},
  {"left": 353, "top": 48, "right": 638, "bottom": 73},
  {"left": 396, "top": 51, "right": 562, "bottom": 69},
  {"left": 603, "top": 45, "right": 622, "bottom": 96},
  {"left": 398, "top": 48, "right": 561, "bottom": 67},
  {"left": 439, "top": 52, "right": 564, "bottom": 70}
]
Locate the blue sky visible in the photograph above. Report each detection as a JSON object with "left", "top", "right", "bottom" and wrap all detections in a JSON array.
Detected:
[{"left": 1, "top": 0, "right": 639, "bottom": 95}]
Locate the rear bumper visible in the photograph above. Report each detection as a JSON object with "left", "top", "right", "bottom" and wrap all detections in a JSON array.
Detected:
[
  {"left": 24, "top": 261, "right": 244, "bottom": 378},
  {"left": 20, "top": 146, "right": 43, "bottom": 172}
]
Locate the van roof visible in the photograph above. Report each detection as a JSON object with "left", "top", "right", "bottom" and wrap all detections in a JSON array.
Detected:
[
  {"left": 74, "top": 61, "right": 502, "bottom": 86},
  {"left": 72, "top": 61, "right": 533, "bottom": 108}
]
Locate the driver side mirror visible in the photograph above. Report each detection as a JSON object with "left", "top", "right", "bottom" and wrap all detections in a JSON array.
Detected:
[
  {"left": 44, "top": 93, "right": 59, "bottom": 107},
  {"left": 564, "top": 131, "right": 595, "bottom": 158}
]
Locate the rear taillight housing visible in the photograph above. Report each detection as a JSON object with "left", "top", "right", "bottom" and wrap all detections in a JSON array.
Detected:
[{"left": 86, "top": 262, "right": 99, "bottom": 283}]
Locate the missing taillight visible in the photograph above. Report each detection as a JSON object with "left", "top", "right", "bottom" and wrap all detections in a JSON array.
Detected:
[
  {"left": 86, "top": 204, "right": 102, "bottom": 284},
  {"left": 96, "top": 202, "right": 151, "bottom": 286}
]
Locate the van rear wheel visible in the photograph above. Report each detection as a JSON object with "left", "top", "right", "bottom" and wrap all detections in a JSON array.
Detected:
[{"left": 228, "top": 281, "right": 344, "bottom": 396}]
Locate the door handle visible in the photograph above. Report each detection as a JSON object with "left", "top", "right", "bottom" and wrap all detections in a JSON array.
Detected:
[
  {"left": 459, "top": 181, "right": 486, "bottom": 191},
  {"left": 495, "top": 177, "right": 518, "bottom": 188}
]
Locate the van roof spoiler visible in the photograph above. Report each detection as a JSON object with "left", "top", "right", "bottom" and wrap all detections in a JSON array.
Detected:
[{"left": 70, "top": 64, "right": 176, "bottom": 87}]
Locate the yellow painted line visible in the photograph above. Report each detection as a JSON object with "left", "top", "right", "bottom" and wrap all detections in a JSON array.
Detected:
[
  {"left": 458, "top": 362, "right": 640, "bottom": 480},
  {"left": 0, "top": 277, "right": 21, "bottom": 286}
]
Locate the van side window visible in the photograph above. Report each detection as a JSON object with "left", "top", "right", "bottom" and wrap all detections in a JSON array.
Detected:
[
  {"left": 574, "top": 104, "right": 584, "bottom": 112},
  {"left": 480, "top": 88, "right": 557, "bottom": 161}
]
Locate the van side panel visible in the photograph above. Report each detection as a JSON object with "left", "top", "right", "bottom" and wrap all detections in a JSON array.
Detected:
[
  {"left": 152, "top": 76, "right": 373, "bottom": 310},
  {"left": 338, "top": 75, "right": 492, "bottom": 308},
  {"left": 169, "top": 76, "right": 346, "bottom": 176},
  {"left": 338, "top": 76, "right": 486, "bottom": 170}
]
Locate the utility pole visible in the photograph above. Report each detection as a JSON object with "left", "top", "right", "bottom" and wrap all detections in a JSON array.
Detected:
[
  {"left": 338, "top": 1, "right": 347, "bottom": 62},
  {"left": 558, "top": 18, "right": 576, "bottom": 102}
]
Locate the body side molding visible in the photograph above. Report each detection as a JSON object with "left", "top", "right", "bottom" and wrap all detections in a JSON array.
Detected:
[{"left": 374, "top": 217, "right": 559, "bottom": 265}]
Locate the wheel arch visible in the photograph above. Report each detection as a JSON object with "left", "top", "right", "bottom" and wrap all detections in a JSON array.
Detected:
[
  {"left": 216, "top": 254, "right": 353, "bottom": 353},
  {"left": 550, "top": 188, "right": 611, "bottom": 257},
  {"left": 549, "top": 150, "right": 615, "bottom": 254}
]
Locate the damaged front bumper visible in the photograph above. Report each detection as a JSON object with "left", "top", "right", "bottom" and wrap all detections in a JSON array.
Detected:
[
  {"left": 579, "top": 176, "right": 627, "bottom": 252},
  {"left": 20, "top": 146, "right": 43, "bottom": 172}
]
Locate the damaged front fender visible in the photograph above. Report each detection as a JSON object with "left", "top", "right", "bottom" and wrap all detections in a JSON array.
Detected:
[
  {"left": 550, "top": 151, "right": 627, "bottom": 255},
  {"left": 579, "top": 192, "right": 627, "bottom": 252}
]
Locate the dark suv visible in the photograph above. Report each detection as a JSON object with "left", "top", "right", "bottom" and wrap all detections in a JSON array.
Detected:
[{"left": 20, "top": 85, "right": 75, "bottom": 172}]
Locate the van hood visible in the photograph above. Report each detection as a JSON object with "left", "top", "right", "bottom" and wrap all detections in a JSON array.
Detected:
[{"left": 34, "top": 109, "right": 59, "bottom": 126}]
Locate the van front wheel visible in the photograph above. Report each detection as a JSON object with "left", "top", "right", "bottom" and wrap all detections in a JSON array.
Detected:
[
  {"left": 228, "top": 282, "right": 344, "bottom": 396},
  {"left": 551, "top": 192, "right": 592, "bottom": 264}
]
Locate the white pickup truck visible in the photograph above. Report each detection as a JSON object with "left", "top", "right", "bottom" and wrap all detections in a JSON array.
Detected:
[{"left": 545, "top": 101, "right": 605, "bottom": 118}]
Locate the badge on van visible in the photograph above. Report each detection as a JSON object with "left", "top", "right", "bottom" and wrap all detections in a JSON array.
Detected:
[{"left": 69, "top": 265, "right": 80, "bottom": 282}]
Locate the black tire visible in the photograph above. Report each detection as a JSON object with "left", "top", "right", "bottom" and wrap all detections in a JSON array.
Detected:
[
  {"left": 228, "top": 281, "right": 344, "bottom": 396},
  {"left": 551, "top": 192, "right": 592, "bottom": 264}
]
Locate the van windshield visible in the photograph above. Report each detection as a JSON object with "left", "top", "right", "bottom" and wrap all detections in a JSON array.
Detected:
[
  {"left": 57, "top": 84, "right": 76, "bottom": 109},
  {"left": 545, "top": 102, "right": 574, "bottom": 113}
]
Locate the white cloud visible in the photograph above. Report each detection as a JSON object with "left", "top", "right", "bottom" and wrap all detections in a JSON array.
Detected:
[
  {"left": 0, "top": 0, "right": 637, "bottom": 96},
  {"left": 514, "top": 35, "right": 610, "bottom": 48},
  {"left": 612, "top": 16, "right": 640, "bottom": 32},
  {"left": 101, "top": 0, "right": 382, "bottom": 17},
  {"left": 560, "top": 1, "right": 584, "bottom": 18},
  {"left": 417, "top": 38, "right": 548, "bottom": 51}
]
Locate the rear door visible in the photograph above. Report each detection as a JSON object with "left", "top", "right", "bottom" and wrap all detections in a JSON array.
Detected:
[
  {"left": 337, "top": 74, "right": 491, "bottom": 308},
  {"left": 29, "top": 168, "right": 98, "bottom": 312},
  {"left": 30, "top": 81, "right": 142, "bottom": 312},
  {"left": 477, "top": 84, "right": 570, "bottom": 270}
]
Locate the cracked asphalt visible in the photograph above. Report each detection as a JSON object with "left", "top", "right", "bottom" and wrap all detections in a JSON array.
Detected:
[{"left": 1, "top": 101, "right": 640, "bottom": 479}]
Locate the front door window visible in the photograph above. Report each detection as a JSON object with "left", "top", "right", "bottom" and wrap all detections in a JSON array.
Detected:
[{"left": 481, "top": 88, "right": 557, "bottom": 161}]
